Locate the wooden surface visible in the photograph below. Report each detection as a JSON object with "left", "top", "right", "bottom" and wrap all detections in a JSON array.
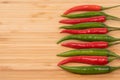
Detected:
[{"left": 0, "top": 0, "right": 120, "bottom": 80}]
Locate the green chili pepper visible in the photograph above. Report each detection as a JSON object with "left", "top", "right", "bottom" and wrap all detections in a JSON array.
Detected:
[
  {"left": 57, "top": 34, "right": 120, "bottom": 44},
  {"left": 62, "top": 11, "right": 120, "bottom": 20},
  {"left": 57, "top": 48, "right": 120, "bottom": 57},
  {"left": 60, "top": 22, "right": 120, "bottom": 30},
  {"left": 60, "top": 65, "right": 120, "bottom": 75}
]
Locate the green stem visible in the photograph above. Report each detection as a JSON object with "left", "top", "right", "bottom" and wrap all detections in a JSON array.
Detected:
[
  {"left": 105, "top": 24, "right": 120, "bottom": 29},
  {"left": 102, "top": 5, "right": 120, "bottom": 10},
  {"left": 109, "top": 51, "right": 120, "bottom": 58},
  {"left": 110, "top": 66, "right": 120, "bottom": 72},
  {"left": 108, "top": 27, "right": 120, "bottom": 31},
  {"left": 108, "top": 26, "right": 120, "bottom": 30},
  {"left": 108, "top": 57, "right": 117, "bottom": 62},
  {"left": 106, "top": 15, "right": 120, "bottom": 21},
  {"left": 109, "top": 42, "right": 120, "bottom": 46}
]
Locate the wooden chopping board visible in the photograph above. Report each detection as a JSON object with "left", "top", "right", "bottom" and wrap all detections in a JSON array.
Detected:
[{"left": 0, "top": 0, "right": 120, "bottom": 80}]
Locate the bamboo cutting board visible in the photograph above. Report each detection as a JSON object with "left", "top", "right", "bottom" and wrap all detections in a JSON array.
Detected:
[{"left": 0, "top": 0, "right": 120, "bottom": 80}]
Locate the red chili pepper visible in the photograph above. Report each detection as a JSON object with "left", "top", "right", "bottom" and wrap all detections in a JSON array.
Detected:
[
  {"left": 64, "top": 5, "right": 101, "bottom": 15},
  {"left": 60, "top": 28, "right": 108, "bottom": 34},
  {"left": 58, "top": 56, "right": 116, "bottom": 66},
  {"left": 61, "top": 41, "right": 108, "bottom": 49},
  {"left": 63, "top": 5, "right": 120, "bottom": 15},
  {"left": 59, "top": 16, "right": 106, "bottom": 24}
]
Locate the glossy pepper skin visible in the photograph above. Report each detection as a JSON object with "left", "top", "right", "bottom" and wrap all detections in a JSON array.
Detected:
[
  {"left": 59, "top": 16, "right": 106, "bottom": 24},
  {"left": 57, "top": 34, "right": 120, "bottom": 44},
  {"left": 61, "top": 28, "right": 108, "bottom": 34},
  {"left": 57, "top": 48, "right": 120, "bottom": 57},
  {"left": 62, "top": 11, "right": 120, "bottom": 20},
  {"left": 61, "top": 28, "right": 120, "bottom": 34},
  {"left": 60, "top": 65, "right": 120, "bottom": 75},
  {"left": 60, "top": 22, "right": 120, "bottom": 29},
  {"left": 61, "top": 41, "right": 120, "bottom": 49},
  {"left": 58, "top": 56, "right": 116, "bottom": 66},
  {"left": 63, "top": 5, "right": 120, "bottom": 15},
  {"left": 61, "top": 41, "right": 108, "bottom": 49}
]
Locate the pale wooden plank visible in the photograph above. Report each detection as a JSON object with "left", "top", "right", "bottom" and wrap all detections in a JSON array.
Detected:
[
  {"left": 1, "top": 70, "right": 120, "bottom": 80},
  {"left": 0, "top": 0, "right": 119, "bottom": 4}
]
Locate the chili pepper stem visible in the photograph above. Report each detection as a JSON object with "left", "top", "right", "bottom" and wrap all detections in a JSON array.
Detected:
[
  {"left": 106, "top": 15, "right": 120, "bottom": 21},
  {"left": 109, "top": 52, "right": 120, "bottom": 58},
  {"left": 108, "top": 27, "right": 120, "bottom": 31},
  {"left": 108, "top": 57, "right": 117, "bottom": 62},
  {"left": 102, "top": 5, "right": 120, "bottom": 10},
  {"left": 109, "top": 42, "right": 120, "bottom": 46},
  {"left": 110, "top": 66, "right": 120, "bottom": 72},
  {"left": 110, "top": 27, "right": 120, "bottom": 29}
]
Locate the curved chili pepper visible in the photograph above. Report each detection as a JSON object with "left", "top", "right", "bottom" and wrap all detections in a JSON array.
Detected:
[
  {"left": 63, "top": 5, "right": 120, "bottom": 15},
  {"left": 62, "top": 11, "right": 120, "bottom": 20},
  {"left": 60, "top": 22, "right": 120, "bottom": 30},
  {"left": 59, "top": 16, "right": 106, "bottom": 24},
  {"left": 60, "top": 65, "right": 120, "bottom": 74},
  {"left": 57, "top": 48, "right": 120, "bottom": 57},
  {"left": 57, "top": 34, "right": 120, "bottom": 44},
  {"left": 58, "top": 56, "right": 116, "bottom": 66}
]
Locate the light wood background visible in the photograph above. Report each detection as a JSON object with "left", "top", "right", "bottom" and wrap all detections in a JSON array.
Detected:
[{"left": 0, "top": 0, "right": 120, "bottom": 80}]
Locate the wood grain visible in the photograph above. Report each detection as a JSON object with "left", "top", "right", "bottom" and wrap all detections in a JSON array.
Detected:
[{"left": 0, "top": 0, "right": 120, "bottom": 80}]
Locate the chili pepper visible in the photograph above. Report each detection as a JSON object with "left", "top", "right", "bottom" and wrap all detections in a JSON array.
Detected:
[
  {"left": 61, "top": 27, "right": 120, "bottom": 34},
  {"left": 60, "top": 22, "right": 120, "bottom": 30},
  {"left": 63, "top": 5, "right": 120, "bottom": 15},
  {"left": 59, "top": 16, "right": 106, "bottom": 24},
  {"left": 58, "top": 56, "right": 116, "bottom": 66},
  {"left": 61, "top": 41, "right": 107, "bottom": 49},
  {"left": 60, "top": 28, "right": 108, "bottom": 34},
  {"left": 57, "top": 34, "right": 120, "bottom": 44},
  {"left": 62, "top": 11, "right": 120, "bottom": 20},
  {"left": 61, "top": 28, "right": 120, "bottom": 34},
  {"left": 60, "top": 65, "right": 120, "bottom": 74},
  {"left": 61, "top": 41, "right": 120, "bottom": 49},
  {"left": 57, "top": 48, "right": 120, "bottom": 57}
]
